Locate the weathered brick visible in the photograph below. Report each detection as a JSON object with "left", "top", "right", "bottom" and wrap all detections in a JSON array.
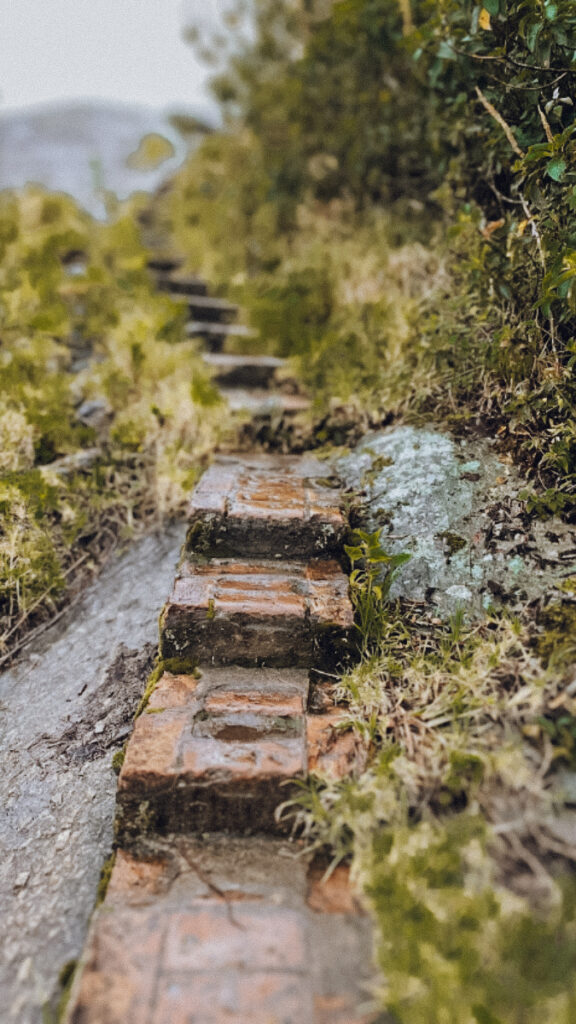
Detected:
[
  {"left": 186, "top": 455, "right": 345, "bottom": 560},
  {"left": 202, "top": 352, "right": 286, "bottom": 390},
  {"left": 116, "top": 668, "right": 309, "bottom": 840},
  {"left": 160, "top": 559, "right": 353, "bottom": 667},
  {"left": 65, "top": 841, "right": 373, "bottom": 1024},
  {"left": 306, "top": 863, "right": 365, "bottom": 915},
  {"left": 307, "top": 710, "right": 366, "bottom": 779}
]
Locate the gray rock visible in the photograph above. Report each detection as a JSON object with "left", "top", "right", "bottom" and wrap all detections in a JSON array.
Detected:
[{"left": 336, "top": 425, "right": 576, "bottom": 618}]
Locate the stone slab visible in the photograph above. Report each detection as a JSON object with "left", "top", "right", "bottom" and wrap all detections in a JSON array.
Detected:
[
  {"left": 185, "top": 321, "right": 258, "bottom": 352},
  {"left": 65, "top": 839, "right": 375, "bottom": 1024},
  {"left": 202, "top": 352, "right": 285, "bottom": 389},
  {"left": 159, "top": 559, "right": 353, "bottom": 668},
  {"left": 186, "top": 455, "right": 346, "bottom": 560}
]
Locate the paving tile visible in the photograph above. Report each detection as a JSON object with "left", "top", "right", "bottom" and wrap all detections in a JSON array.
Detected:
[
  {"left": 186, "top": 455, "right": 346, "bottom": 560},
  {"left": 160, "top": 559, "right": 353, "bottom": 667}
]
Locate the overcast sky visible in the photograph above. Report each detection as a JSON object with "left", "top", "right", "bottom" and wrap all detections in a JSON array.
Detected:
[{"left": 0, "top": 0, "right": 230, "bottom": 112}]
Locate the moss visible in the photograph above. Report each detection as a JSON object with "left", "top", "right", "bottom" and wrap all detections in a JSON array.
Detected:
[
  {"left": 42, "top": 959, "right": 78, "bottom": 1024},
  {"left": 437, "top": 531, "right": 467, "bottom": 558},
  {"left": 95, "top": 851, "right": 116, "bottom": 906},
  {"left": 111, "top": 745, "right": 126, "bottom": 776},
  {"left": 537, "top": 602, "right": 576, "bottom": 667},
  {"left": 134, "top": 655, "right": 201, "bottom": 718}
]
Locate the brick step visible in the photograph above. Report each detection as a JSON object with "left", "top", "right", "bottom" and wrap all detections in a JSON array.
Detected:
[
  {"left": 185, "top": 295, "right": 239, "bottom": 324},
  {"left": 202, "top": 352, "right": 285, "bottom": 389},
  {"left": 116, "top": 666, "right": 309, "bottom": 840},
  {"left": 159, "top": 559, "right": 354, "bottom": 668},
  {"left": 186, "top": 454, "right": 346, "bottom": 560},
  {"left": 221, "top": 388, "right": 311, "bottom": 417},
  {"left": 157, "top": 272, "right": 208, "bottom": 297},
  {"left": 147, "top": 255, "right": 183, "bottom": 274},
  {"left": 65, "top": 839, "right": 374, "bottom": 1024},
  {"left": 185, "top": 321, "right": 258, "bottom": 352},
  {"left": 116, "top": 669, "right": 364, "bottom": 842}
]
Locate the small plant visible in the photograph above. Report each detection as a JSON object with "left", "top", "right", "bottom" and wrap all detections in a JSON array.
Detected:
[{"left": 344, "top": 528, "right": 410, "bottom": 654}]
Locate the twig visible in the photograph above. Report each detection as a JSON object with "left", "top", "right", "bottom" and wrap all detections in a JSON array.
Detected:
[{"left": 475, "top": 86, "right": 525, "bottom": 158}]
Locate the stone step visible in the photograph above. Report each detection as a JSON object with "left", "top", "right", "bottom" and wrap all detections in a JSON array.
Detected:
[
  {"left": 157, "top": 272, "right": 208, "bottom": 297},
  {"left": 65, "top": 839, "right": 374, "bottom": 1024},
  {"left": 116, "top": 666, "right": 309, "bottom": 840},
  {"left": 202, "top": 352, "right": 285, "bottom": 389},
  {"left": 160, "top": 558, "right": 354, "bottom": 668},
  {"left": 186, "top": 454, "right": 346, "bottom": 560},
  {"left": 147, "top": 255, "right": 183, "bottom": 274},
  {"left": 220, "top": 388, "right": 311, "bottom": 417},
  {"left": 185, "top": 295, "right": 239, "bottom": 324}
]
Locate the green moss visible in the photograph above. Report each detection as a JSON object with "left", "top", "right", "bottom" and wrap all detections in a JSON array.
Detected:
[
  {"left": 95, "top": 851, "right": 116, "bottom": 906},
  {"left": 537, "top": 602, "right": 576, "bottom": 667},
  {"left": 134, "top": 655, "right": 201, "bottom": 718},
  {"left": 111, "top": 745, "right": 126, "bottom": 775},
  {"left": 42, "top": 959, "right": 78, "bottom": 1024},
  {"left": 438, "top": 531, "right": 467, "bottom": 558}
]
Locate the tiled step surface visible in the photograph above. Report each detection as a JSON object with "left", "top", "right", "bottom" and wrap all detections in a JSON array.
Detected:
[
  {"left": 202, "top": 352, "right": 285, "bottom": 389},
  {"left": 116, "top": 666, "right": 309, "bottom": 840},
  {"left": 186, "top": 454, "right": 346, "bottom": 560},
  {"left": 160, "top": 558, "right": 353, "bottom": 668},
  {"left": 65, "top": 839, "right": 374, "bottom": 1024}
]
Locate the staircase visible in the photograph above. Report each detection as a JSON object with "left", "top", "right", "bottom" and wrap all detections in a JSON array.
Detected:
[{"left": 63, "top": 261, "right": 375, "bottom": 1024}]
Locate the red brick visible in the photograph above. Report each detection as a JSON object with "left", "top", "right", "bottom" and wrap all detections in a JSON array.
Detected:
[
  {"left": 116, "top": 666, "right": 308, "bottom": 841},
  {"left": 153, "top": 971, "right": 312, "bottom": 1023},
  {"left": 307, "top": 710, "right": 365, "bottom": 779},
  {"left": 162, "top": 903, "right": 305, "bottom": 972},
  {"left": 186, "top": 455, "right": 346, "bottom": 560},
  {"left": 306, "top": 864, "right": 364, "bottom": 915},
  {"left": 160, "top": 558, "right": 353, "bottom": 668}
]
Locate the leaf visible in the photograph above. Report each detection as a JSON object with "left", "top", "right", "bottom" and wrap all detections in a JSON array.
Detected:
[
  {"left": 478, "top": 8, "right": 491, "bottom": 31},
  {"left": 483, "top": 0, "right": 499, "bottom": 14},
  {"left": 547, "top": 158, "right": 567, "bottom": 182}
]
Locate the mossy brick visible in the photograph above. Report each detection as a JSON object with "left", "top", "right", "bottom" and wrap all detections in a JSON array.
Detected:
[
  {"left": 186, "top": 454, "right": 347, "bottom": 560},
  {"left": 159, "top": 558, "right": 353, "bottom": 668},
  {"left": 116, "top": 667, "right": 310, "bottom": 839}
]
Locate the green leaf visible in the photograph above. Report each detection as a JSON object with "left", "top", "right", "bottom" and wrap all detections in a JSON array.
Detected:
[
  {"left": 547, "top": 158, "right": 567, "bottom": 182},
  {"left": 483, "top": 0, "right": 499, "bottom": 14}
]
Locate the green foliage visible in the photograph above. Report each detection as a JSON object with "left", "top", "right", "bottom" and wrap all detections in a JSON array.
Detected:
[
  {"left": 345, "top": 528, "right": 410, "bottom": 653},
  {"left": 0, "top": 187, "right": 221, "bottom": 657}
]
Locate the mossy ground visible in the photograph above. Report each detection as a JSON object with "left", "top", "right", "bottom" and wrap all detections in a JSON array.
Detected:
[{"left": 0, "top": 187, "right": 223, "bottom": 662}]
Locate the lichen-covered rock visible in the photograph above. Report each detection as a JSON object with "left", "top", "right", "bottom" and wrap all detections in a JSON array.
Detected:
[{"left": 336, "top": 426, "right": 576, "bottom": 618}]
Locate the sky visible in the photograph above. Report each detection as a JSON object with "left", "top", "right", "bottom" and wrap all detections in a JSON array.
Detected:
[{"left": 0, "top": 0, "right": 231, "bottom": 113}]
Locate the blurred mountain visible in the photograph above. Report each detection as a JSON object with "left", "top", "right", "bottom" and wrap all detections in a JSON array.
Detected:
[{"left": 0, "top": 99, "right": 215, "bottom": 216}]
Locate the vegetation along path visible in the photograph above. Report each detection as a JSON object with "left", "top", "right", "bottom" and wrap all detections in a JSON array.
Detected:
[{"left": 57, "top": 259, "right": 375, "bottom": 1023}]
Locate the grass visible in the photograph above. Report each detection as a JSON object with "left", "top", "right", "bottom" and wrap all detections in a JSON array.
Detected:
[{"left": 0, "top": 186, "right": 223, "bottom": 662}]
